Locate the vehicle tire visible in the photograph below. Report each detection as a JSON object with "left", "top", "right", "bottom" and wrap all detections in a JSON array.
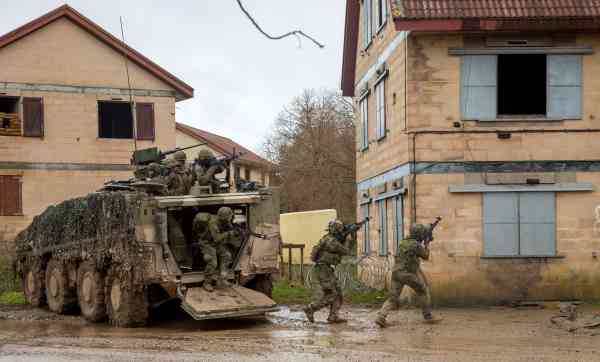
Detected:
[
  {"left": 250, "top": 274, "right": 273, "bottom": 298},
  {"left": 77, "top": 261, "right": 107, "bottom": 322},
  {"left": 21, "top": 260, "right": 45, "bottom": 307},
  {"left": 45, "top": 258, "right": 77, "bottom": 314},
  {"left": 105, "top": 265, "right": 148, "bottom": 327}
]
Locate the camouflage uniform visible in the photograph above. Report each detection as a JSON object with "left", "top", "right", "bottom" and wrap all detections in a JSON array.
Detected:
[
  {"left": 192, "top": 212, "right": 219, "bottom": 291},
  {"left": 166, "top": 151, "right": 193, "bottom": 265},
  {"left": 207, "top": 207, "right": 239, "bottom": 288},
  {"left": 194, "top": 149, "right": 224, "bottom": 193},
  {"left": 304, "top": 220, "right": 350, "bottom": 323},
  {"left": 375, "top": 224, "right": 436, "bottom": 327}
]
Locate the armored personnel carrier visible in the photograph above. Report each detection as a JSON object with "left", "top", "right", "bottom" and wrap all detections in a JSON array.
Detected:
[{"left": 14, "top": 185, "right": 281, "bottom": 327}]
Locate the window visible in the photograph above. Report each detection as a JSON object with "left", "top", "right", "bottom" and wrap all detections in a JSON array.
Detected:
[
  {"left": 375, "top": 78, "right": 386, "bottom": 140},
  {"left": 0, "top": 96, "right": 44, "bottom": 137},
  {"left": 375, "top": 0, "right": 387, "bottom": 31},
  {"left": 244, "top": 168, "right": 251, "bottom": 181},
  {"left": 483, "top": 192, "right": 556, "bottom": 257},
  {"left": 461, "top": 54, "right": 582, "bottom": 120},
  {"left": 0, "top": 175, "right": 22, "bottom": 216},
  {"left": 378, "top": 199, "right": 388, "bottom": 256},
  {"left": 98, "top": 101, "right": 133, "bottom": 139},
  {"left": 361, "top": 203, "right": 371, "bottom": 254},
  {"left": 360, "top": 95, "right": 369, "bottom": 150},
  {"left": 363, "top": 0, "right": 373, "bottom": 48},
  {"left": 393, "top": 195, "right": 403, "bottom": 255}
]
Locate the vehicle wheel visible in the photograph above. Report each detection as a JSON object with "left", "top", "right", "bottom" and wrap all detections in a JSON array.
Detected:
[
  {"left": 250, "top": 274, "right": 273, "bottom": 298},
  {"left": 105, "top": 265, "right": 148, "bottom": 327},
  {"left": 45, "top": 258, "right": 77, "bottom": 314},
  {"left": 77, "top": 261, "right": 107, "bottom": 322},
  {"left": 21, "top": 260, "right": 45, "bottom": 307}
]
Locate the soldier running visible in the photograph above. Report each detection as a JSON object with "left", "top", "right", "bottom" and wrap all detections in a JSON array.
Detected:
[
  {"left": 304, "top": 220, "right": 355, "bottom": 324},
  {"left": 375, "top": 219, "right": 442, "bottom": 328}
]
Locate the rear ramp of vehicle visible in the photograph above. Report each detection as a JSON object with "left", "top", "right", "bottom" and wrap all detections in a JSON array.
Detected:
[{"left": 180, "top": 285, "right": 279, "bottom": 320}]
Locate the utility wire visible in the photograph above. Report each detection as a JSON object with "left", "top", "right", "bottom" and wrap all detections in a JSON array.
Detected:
[{"left": 236, "top": 0, "right": 325, "bottom": 49}]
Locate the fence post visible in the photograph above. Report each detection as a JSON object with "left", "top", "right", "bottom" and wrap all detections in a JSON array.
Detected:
[{"left": 288, "top": 247, "right": 293, "bottom": 281}]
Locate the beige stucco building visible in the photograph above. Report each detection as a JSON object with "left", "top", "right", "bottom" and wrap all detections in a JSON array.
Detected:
[
  {"left": 343, "top": 0, "right": 600, "bottom": 303},
  {"left": 175, "top": 122, "right": 272, "bottom": 191},
  {"left": 0, "top": 5, "right": 193, "bottom": 241}
]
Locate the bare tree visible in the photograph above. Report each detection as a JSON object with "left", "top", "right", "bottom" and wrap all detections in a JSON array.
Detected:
[
  {"left": 236, "top": 0, "right": 325, "bottom": 48},
  {"left": 263, "top": 89, "right": 356, "bottom": 222}
]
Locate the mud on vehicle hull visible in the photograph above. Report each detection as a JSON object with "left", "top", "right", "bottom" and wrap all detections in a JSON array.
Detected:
[{"left": 14, "top": 190, "right": 281, "bottom": 327}]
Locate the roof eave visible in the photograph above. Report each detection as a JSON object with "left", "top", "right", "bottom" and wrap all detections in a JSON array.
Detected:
[{"left": 341, "top": 0, "right": 360, "bottom": 97}]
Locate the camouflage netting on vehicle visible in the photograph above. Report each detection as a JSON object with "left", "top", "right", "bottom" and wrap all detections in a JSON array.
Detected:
[{"left": 14, "top": 192, "right": 142, "bottom": 266}]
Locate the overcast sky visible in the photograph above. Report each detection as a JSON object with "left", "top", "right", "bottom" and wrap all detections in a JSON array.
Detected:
[{"left": 0, "top": 1, "right": 345, "bottom": 153}]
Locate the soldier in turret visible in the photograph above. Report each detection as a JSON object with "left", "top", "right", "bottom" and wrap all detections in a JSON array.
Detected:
[
  {"left": 165, "top": 151, "right": 194, "bottom": 196},
  {"left": 194, "top": 149, "right": 224, "bottom": 193}
]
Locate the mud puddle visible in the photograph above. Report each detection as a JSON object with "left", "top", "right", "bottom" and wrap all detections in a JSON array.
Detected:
[{"left": 0, "top": 305, "right": 599, "bottom": 361}]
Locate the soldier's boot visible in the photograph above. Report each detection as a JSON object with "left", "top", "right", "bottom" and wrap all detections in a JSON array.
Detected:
[
  {"left": 216, "top": 274, "right": 231, "bottom": 289},
  {"left": 423, "top": 312, "right": 442, "bottom": 324},
  {"left": 303, "top": 306, "right": 315, "bottom": 323}
]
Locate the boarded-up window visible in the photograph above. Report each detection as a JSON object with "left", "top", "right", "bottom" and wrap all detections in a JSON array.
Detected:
[
  {"left": 23, "top": 97, "right": 44, "bottom": 137},
  {"left": 0, "top": 175, "right": 23, "bottom": 216},
  {"left": 136, "top": 103, "right": 155, "bottom": 140},
  {"left": 483, "top": 192, "right": 556, "bottom": 257}
]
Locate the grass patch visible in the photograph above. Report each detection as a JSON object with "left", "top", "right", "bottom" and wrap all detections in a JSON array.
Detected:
[
  {"left": 0, "top": 291, "right": 26, "bottom": 305},
  {"left": 272, "top": 280, "right": 311, "bottom": 305},
  {"left": 273, "top": 279, "right": 387, "bottom": 306}
]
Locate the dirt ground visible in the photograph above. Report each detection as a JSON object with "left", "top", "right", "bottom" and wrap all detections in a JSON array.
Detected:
[{"left": 0, "top": 304, "right": 599, "bottom": 361}]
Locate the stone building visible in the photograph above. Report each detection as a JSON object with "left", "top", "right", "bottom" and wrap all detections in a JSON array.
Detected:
[
  {"left": 0, "top": 5, "right": 193, "bottom": 241},
  {"left": 175, "top": 122, "right": 272, "bottom": 190},
  {"left": 342, "top": 0, "right": 600, "bottom": 303}
]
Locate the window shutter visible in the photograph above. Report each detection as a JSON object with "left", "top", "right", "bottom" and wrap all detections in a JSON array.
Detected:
[
  {"left": 547, "top": 55, "right": 582, "bottom": 119},
  {"left": 0, "top": 176, "right": 22, "bottom": 216},
  {"left": 22, "top": 97, "right": 44, "bottom": 137},
  {"left": 378, "top": 200, "right": 388, "bottom": 256},
  {"left": 394, "top": 195, "right": 403, "bottom": 256},
  {"left": 360, "top": 97, "right": 369, "bottom": 149},
  {"left": 375, "top": 79, "right": 386, "bottom": 140},
  {"left": 483, "top": 192, "right": 519, "bottom": 256},
  {"left": 519, "top": 192, "right": 556, "bottom": 256},
  {"left": 461, "top": 55, "right": 497, "bottom": 121},
  {"left": 363, "top": 0, "right": 372, "bottom": 48},
  {"left": 136, "top": 103, "right": 155, "bottom": 140}
]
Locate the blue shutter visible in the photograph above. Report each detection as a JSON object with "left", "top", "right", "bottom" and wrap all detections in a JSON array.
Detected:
[
  {"left": 378, "top": 200, "right": 388, "bottom": 256},
  {"left": 461, "top": 55, "right": 497, "bottom": 121},
  {"left": 393, "top": 195, "right": 403, "bottom": 256},
  {"left": 483, "top": 193, "right": 519, "bottom": 256},
  {"left": 519, "top": 192, "right": 556, "bottom": 256},
  {"left": 547, "top": 55, "right": 582, "bottom": 119},
  {"left": 362, "top": 204, "right": 370, "bottom": 254}
]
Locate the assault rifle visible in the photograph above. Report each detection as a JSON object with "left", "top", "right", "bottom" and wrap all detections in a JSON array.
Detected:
[{"left": 423, "top": 216, "right": 442, "bottom": 245}]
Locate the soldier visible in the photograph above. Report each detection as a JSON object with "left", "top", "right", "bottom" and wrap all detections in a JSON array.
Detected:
[
  {"left": 192, "top": 212, "right": 219, "bottom": 291},
  {"left": 303, "top": 220, "right": 351, "bottom": 324},
  {"left": 194, "top": 149, "right": 224, "bottom": 193},
  {"left": 165, "top": 151, "right": 193, "bottom": 196},
  {"left": 374, "top": 223, "right": 441, "bottom": 328},
  {"left": 207, "top": 206, "right": 240, "bottom": 288}
]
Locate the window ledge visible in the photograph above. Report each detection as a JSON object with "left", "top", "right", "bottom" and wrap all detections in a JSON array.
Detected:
[
  {"left": 466, "top": 118, "right": 582, "bottom": 123},
  {"left": 363, "top": 40, "right": 373, "bottom": 52},
  {"left": 0, "top": 214, "right": 25, "bottom": 217},
  {"left": 480, "top": 255, "right": 566, "bottom": 260},
  {"left": 376, "top": 135, "right": 386, "bottom": 143},
  {"left": 360, "top": 146, "right": 369, "bottom": 153},
  {"left": 376, "top": 20, "right": 387, "bottom": 35}
]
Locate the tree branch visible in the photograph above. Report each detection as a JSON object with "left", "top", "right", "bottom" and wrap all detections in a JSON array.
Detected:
[{"left": 236, "top": 0, "right": 325, "bottom": 49}]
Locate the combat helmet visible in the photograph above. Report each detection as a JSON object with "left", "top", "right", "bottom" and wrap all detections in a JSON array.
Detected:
[
  {"left": 328, "top": 219, "right": 345, "bottom": 237},
  {"left": 174, "top": 151, "right": 187, "bottom": 163},
  {"left": 147, "top": 163, "right": 161, "bottom": 177},
  {"left": 410, "top": 224, "right": 428, "bottom": 241},
  {"left": 217, "top": 206, "right": 234, "bottom": 222},
  {"left": 196, "top": 149, "right": 214, "bottom": 161}
]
